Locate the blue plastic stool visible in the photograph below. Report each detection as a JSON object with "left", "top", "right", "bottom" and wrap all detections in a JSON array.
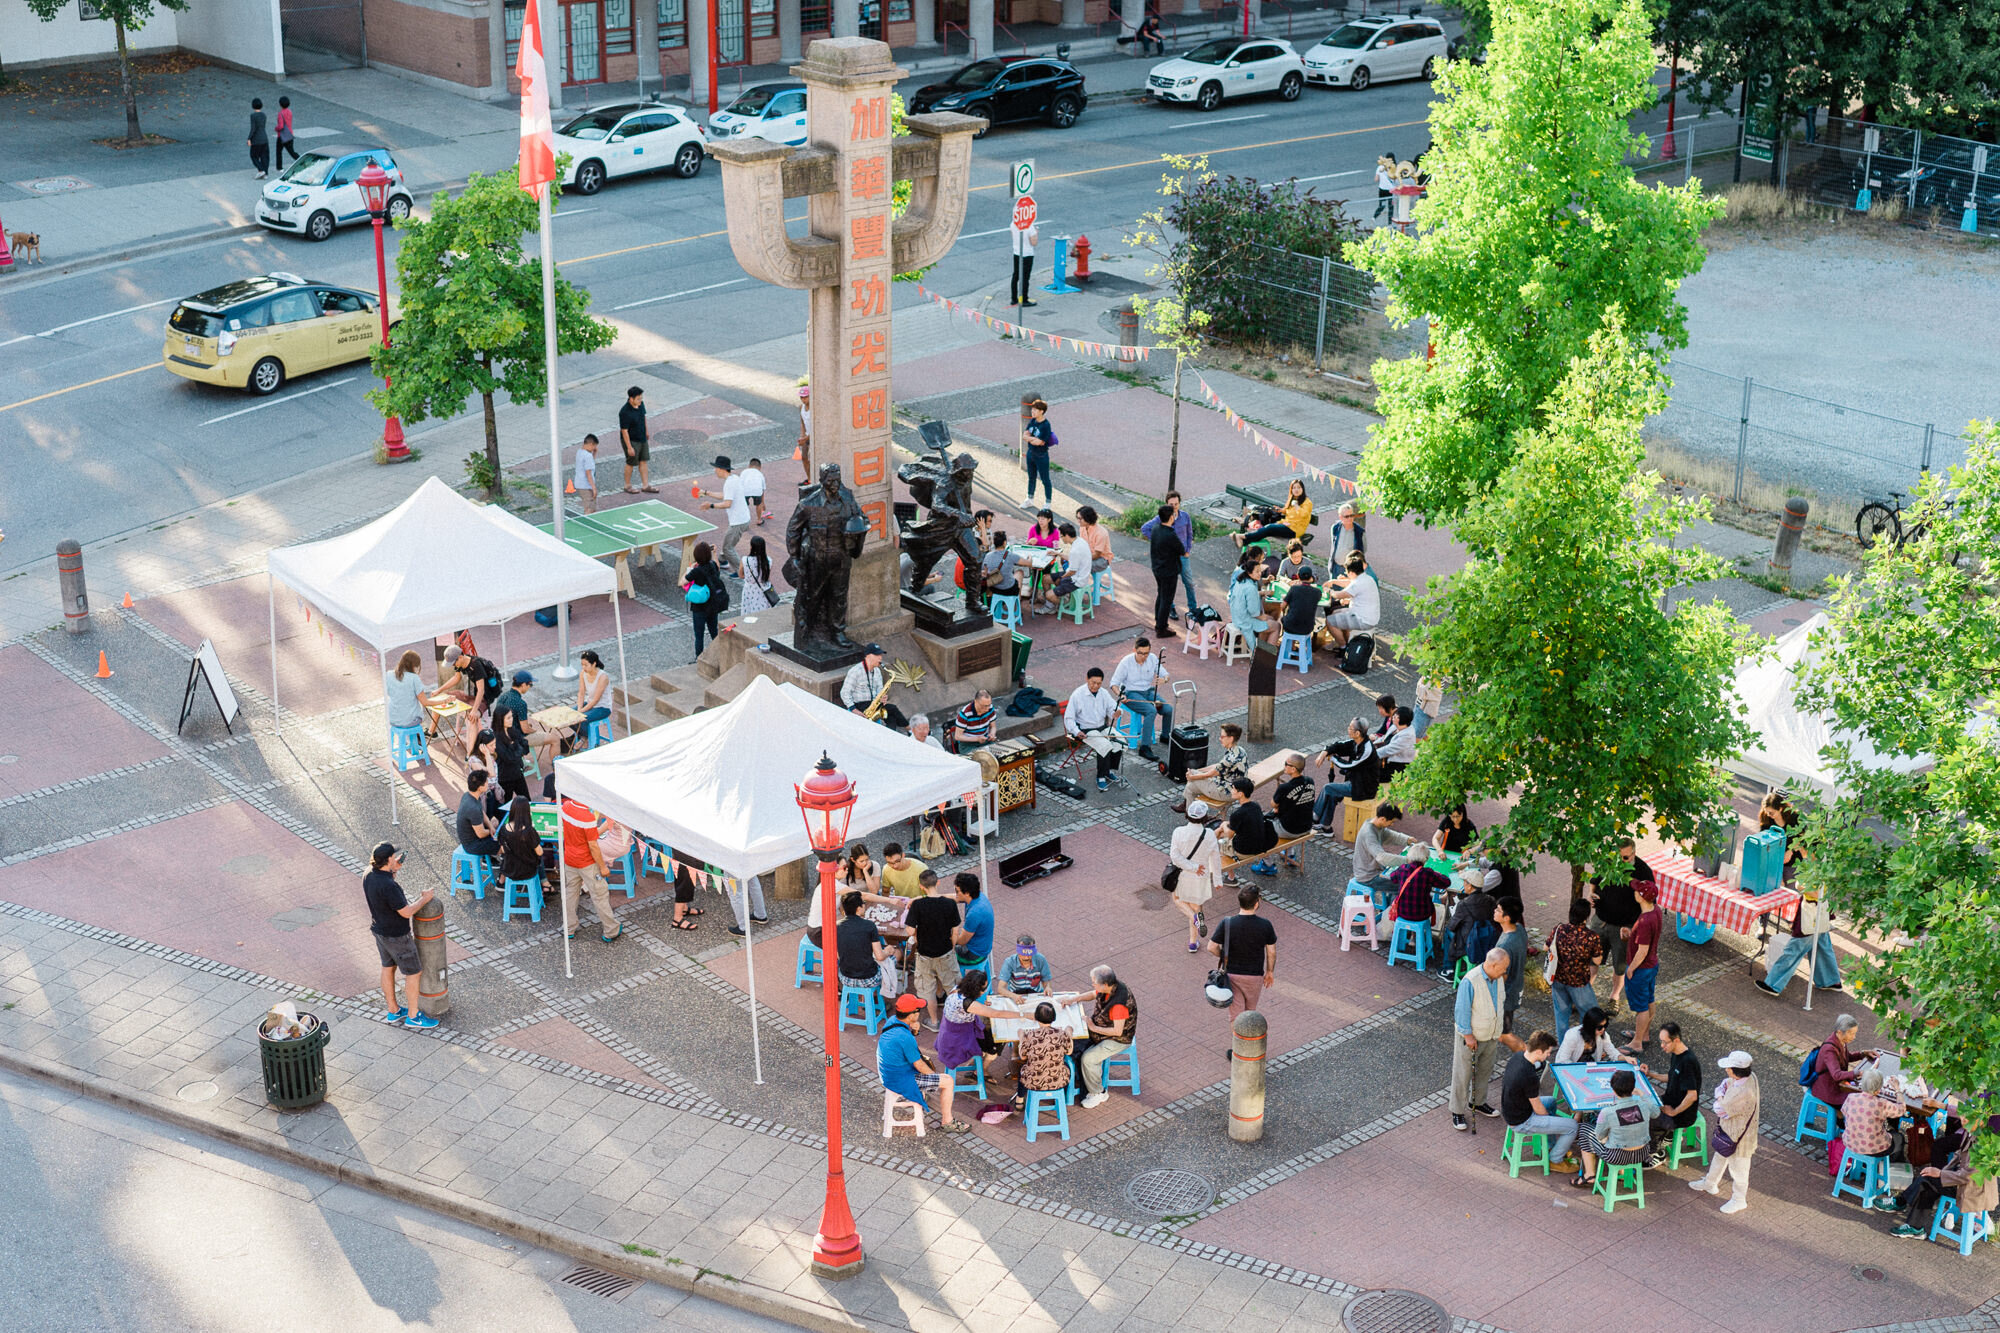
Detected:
[
  {"left": 1065, "top": 1054, "right": 1082, "bottom": 1105},
  {"left": 605, "top": 843, "right": 639, "bottom": 898},
  {"left": 585, "top": 716, "right": 612, "bottom": 748},
  {"left": 1101, "top": 1047, "right": 1141, "bottom": 1097},
  {"left": 793, "top": 935, "right": 823, "bottom": 988},
  {"left": 1023, "top": 1089, "right": 1072, "bottom": 1142},
  {"left": 449, "top": 847, "right": 494, "bottom": 900},
  {"left": 1113, "top": 700, "right": 1148, "bottom": 750},
  {"left": 1276, "top": 632, "right": 1313, "bottom": 674},
  {"left": 1929, "top": 1196, "right": 1996, "bottom": 1256},
  {"left": 1832, "top": 1150, "right": 1890, "bottom": 1209},
  {"left": 1092, "top": 568, "right": 1116, "bottom": 608},
  {"left": 839, "top": 981, "right": 884, "bottom": 1035},
  {"left": 988, "top": 595, "right": 1022, "bottom": 630},
  {"left": 501, "top": 874, "right": 544, "bottom": 923},
  {"left": 1386, "top": 917, "right": 1430, "bottom": 971},
  {"left": 1795, "top": 1092, "right": 1837, "bottom": 1145},
  {"left": 389, "top": 724, "right": 430, "bottom": 770},
  {"left": 951, "top": 1058, "right": 987, "bottom": 1099},
  {"left": 1674, "top": 912, "right": 1718, "bottom": 945}
]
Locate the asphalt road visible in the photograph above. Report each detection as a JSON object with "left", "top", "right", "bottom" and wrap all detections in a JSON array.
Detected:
[
  {"left": 0, "top": 1064, "right": 794, "bottom": 1333},
  {"left": 0, "top": 72, "right": 1695, "bottom": 569}
]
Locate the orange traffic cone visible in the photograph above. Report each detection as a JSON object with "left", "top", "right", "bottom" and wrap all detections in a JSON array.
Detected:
[
  {"left": 565, "top": 479, "right": 576, "bottom": 495},
  {"left": 121, "top": 592, "right": 134, "bottom": 609},
  {"left": 96, "top": 651, "right": 114, "bottom": 679}
]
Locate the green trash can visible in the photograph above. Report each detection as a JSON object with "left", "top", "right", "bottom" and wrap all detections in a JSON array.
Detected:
[
  {"left": 258, "top": 1012, "right": 330, "bottom": 1109},
  {"left": 1010, "top": 630, "right": 1032, "bottom": 683}
]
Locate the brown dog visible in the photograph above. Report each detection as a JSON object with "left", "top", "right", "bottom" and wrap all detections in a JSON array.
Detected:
[{"left": 8, "top": 232, "right": 40, "bottom": 265}]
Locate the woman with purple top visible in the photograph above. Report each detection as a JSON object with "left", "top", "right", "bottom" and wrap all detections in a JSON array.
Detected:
[{"left": 935, "top": 969, "right": 1005, "bottom": 1074}]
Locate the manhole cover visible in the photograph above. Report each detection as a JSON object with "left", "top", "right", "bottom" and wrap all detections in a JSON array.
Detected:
[
  {"left": 558, "top": 1265, "right": 640, "bottom": 1300},
  {"left": 1343, "top": 1289, "right": 1450, "bottom": 1333},
  {"left": 177, "top": 1080, "right": 219, "bottom": 1102},
  {"left": 19, "top": 175, "right": 92, "bottom": 195},
  {"left": 1852, "top": 1265, "right": 1887, "bottom": 1284},
  {"left": 1126, "top": 1169, "right": 1214, "bottom": 1216}
]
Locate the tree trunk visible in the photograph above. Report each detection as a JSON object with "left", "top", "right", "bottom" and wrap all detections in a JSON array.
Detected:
[
  {"left": 1168, "top": 352, "right": 1184, "bottom": 496},
  {"left": 1569, "top": 862, "right": 1587, "bottom": 903},
  {"left": 480, "top": 361, "right": 504, "bottom": 500},
  {"left": 115, "top": 22, "right": 141, "bottom": 145}
]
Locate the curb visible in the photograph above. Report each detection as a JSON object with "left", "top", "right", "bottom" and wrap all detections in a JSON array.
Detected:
[{"left": 0, "top": 1044, "right": 869, "bottom": 1333}]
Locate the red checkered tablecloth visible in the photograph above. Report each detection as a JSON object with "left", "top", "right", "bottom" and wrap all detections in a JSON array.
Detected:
[{"left": 1645, "top": 853, "right": 1799, "bottom": 935}]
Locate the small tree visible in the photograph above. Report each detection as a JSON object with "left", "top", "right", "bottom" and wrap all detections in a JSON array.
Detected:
[
  {"left": 1127, "top": 153, "right": 1217, "bottom": 497},
  {"left": 371, "top": 166, "right": 616, "bottom": 500},
  {"left": 23, "top": 0, "right": 188, "bottom": 145},
  {"left": 1793, "top": 424, "right": 2000, "bottom": 1176},
  {"left": 1391, "top": 324, "right": 1754, "bottom": 888},
  {"left": 1347, "top": 0, "right": 1719, "bottom": 531}
]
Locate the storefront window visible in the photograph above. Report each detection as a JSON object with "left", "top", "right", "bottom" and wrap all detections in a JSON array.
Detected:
[
  {"left": 800, "top": 0, "right": 829, "bottom": 33},
  {"left": 886, "top": 0, "right": 910, "bottom": 18},
  {"left": 605, "top": 0, "right": 633, "bottom": 53},
  {"left": 505, "top": 0, "right": 525, "bottom": 65},
  {"left": 750, "top": 0, "right": 775, "bottom": 38},
  {"left": 658, "top": 0, "right": 686, "bottom": 48}
]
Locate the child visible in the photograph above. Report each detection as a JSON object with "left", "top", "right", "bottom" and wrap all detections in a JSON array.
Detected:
[
  {"left": 572, "top": 433, "right": 599, "bottom": 512},
  {"left": 744, "top": 456, "right": 768, "bottom": 525}
]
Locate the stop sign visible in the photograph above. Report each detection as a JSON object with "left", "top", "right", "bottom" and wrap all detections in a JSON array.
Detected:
[{"left": 1013, "top": 194, "right": 1037, "bottom": 231}]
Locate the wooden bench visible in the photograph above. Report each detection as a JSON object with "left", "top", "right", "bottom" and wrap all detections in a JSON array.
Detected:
[
  {"left": 1219, "top": 483, "right": 1323, "bottom": 546},
  {"left": 1220, "top": 829, "right": 1315, "bottom": 874}
]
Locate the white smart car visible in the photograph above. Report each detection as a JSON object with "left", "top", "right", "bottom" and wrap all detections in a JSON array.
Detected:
[
  {"left": 1302, "top": 15, "right": 1448, "bottom": 90},
  {"left": 706, "top": 81, "right": 810, "bottom": 146},
  {"left": 552, "top": 101, "right": 707, "bottom": 195},
  {"left": 257, "top": 146, "right": 412, "bottom": 242},
  {"left": 1146, "top": 38, "right": 1305, "bottom": 111}
]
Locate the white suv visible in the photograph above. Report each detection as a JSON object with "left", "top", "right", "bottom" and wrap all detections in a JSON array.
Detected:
[
  {"left": 1147, "top": 39, "right": 1305, "bottom": 111},
  {"left": 1303, "top": 16, "right": 1448, "bottom": 91}
]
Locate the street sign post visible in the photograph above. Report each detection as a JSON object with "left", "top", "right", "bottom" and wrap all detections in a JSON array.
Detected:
[{"left": 1011, "top": 160, "right": 1035, "bottom": 197}]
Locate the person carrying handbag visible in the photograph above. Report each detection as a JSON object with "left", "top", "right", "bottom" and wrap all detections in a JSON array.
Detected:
[
  {"left": 1692, "top": 1051, "right": 1761, "bottom": 1214},
  {"left": 1167, "top": 804, "right": 1221, "bottom": 953},
  {"left": 682, "top": 541, "right": 728, "bottom": 660}
]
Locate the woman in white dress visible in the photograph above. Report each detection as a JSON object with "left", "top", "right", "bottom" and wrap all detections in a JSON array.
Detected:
[
  {"left": 1168, "top": 803, "right": 1223, "bottom": 953},
  {"left": 740, "top": 534, "right": 778, "bottom": 614}
]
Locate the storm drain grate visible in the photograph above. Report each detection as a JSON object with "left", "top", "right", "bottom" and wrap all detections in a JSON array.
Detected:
[
  {"left": 1342, "top": 1289, "right": 1451, "bottom": 1333},
  {"left": 1126, "top": 1169, "right": 1215, "bottom": 1217},
  {"left": 558, "top": 1265, "right": 641, "bottom": 1300}
]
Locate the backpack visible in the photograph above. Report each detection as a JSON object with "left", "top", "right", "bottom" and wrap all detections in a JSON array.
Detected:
[
  {"left": 1798, "top": 1048, "right": 1819, "bottom": 1088},
  {"left": 1339, "top": 634, "right": 1376, "bottom": 675},
  {"left": 684, "top": 580, "right": 711, "bottom": 605}
]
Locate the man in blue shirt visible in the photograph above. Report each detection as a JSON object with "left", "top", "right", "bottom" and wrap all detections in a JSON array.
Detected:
[
  {"left": 952, "top": 872, "right": 994, "bottom": 970},
  {"left": 877, "top": 993, "right": 968, "bottom": 1132}
]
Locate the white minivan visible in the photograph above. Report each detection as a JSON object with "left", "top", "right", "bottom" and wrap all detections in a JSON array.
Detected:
[{"left": 1302, "top": 15, "right": 1448, "bottom": 91}]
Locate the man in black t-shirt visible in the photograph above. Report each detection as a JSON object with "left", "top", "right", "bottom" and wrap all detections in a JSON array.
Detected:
[
  {"left": 1589, "top": 839, "right": 1654, "bottom": 984},
  {"left": 456, "top": 770, "right": 501, "bottom": 856},
  {"left": 903, "top": 870, "right": 962, "bottom": 1027},
  {"left": 617, "top": 384, "right": 654, "bottom": 494},
  {"left": 1208, "top": 885, "right": 1278, "bottom": 1021},
  {"left": 1500, "top": 1030, "right": 1577, "bottom": 1162},
  {"left": 1643, "top": 1022, "right": 1702, "bottom": 1164},
  {"left": 835, "top": 891, "right": 895, "bottom": 999},
  {"left": 1223, "top": 776, "right": 1279, "bottom": 880},
  {"left": 364, "top": 842, "right": 438, "bottom": 1029},
  {"left": 1271, "top": 751, "right": 1316, "bottom": 837},
  {"left": 1280, "top": 568, "right": 1321, "bottom": 638}
]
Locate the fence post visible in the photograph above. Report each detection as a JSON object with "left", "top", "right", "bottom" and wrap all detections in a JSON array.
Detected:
[
  {"left": 1922, "top": 423, "right": 1935, "bottom": 474},
  {"left": 1314, "top": 256, "right": 1331, "bottom": 371},
  {"left": 1909, "top": 129, "right": 1922, "bottom": 210},
  {"left": 1685, "top": 118, "right": 1694, "bottom": 185},
  {"left": 1734, "top": 377, "right": 1753, "bottom": 504}
]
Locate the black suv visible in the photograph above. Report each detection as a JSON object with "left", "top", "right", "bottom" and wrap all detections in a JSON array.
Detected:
[{"left": 908, "top": 57, "right": 1088, "bottom": 138}]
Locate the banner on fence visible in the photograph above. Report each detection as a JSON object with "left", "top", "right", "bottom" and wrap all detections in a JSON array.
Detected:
[{"left": 915, "top": 284, "right": 1154, "bottom": 362}]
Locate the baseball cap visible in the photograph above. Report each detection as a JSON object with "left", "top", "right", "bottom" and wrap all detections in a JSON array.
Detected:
[
  {"left": 1187, "top": 800, "right": 1210, "bottom": 820},
  {"left": 892, "top": 993, "right": 927, "bottom": 1014},
  {"left": 1717, "top": 1050, "right": 1753, "bottom": 1071},
  {"left": 512, "top": 669, "right": 535, "bottom": 685},
  {"left": 370, "top": 841, "right": 399, "bottom": 868},
  {"left": 863, "top": 642, "right": 885, "bottom": 656}
]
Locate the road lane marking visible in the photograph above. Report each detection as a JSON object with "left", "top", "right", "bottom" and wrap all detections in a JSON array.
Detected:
[
  {"left": 563, "top": 214, "right": 804, "bottom": 267},
  {"left": 958, "top": 226, "right": 1015, "bottom": 239},
  {"left": 553, "top": 206, "right": 598, "bottom": 217},
  {"left": 967, "top": 118, "right": 1429, "bottom": 192},
  {"left": 200, "top": 377, "right": 357, "bottom": 426},
  {"left": 0, "top": 362, "right": 158, "bottom": 414},
  {"left": 1185, "top": 113, "right": 1271, "bottom": 127},
  {"left": 611, "top": 277, "right": 748, "bottom": 311},
  {"left": 0, "top": 297, "right": 179, "bottom": 348},
  {"left": 1265, "top": 169, "right": 1368, "bottom": 187}
]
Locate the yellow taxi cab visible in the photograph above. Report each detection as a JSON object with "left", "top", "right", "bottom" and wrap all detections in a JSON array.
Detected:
[{"left": 162, "top": 272, "right": 387, "bottom": 396}]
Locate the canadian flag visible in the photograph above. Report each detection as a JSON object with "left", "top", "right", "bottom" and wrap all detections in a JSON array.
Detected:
[{"left": 515, "top": 0, "right": 556, "bottom": 198}]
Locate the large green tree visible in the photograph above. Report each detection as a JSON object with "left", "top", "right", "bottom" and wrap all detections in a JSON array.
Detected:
[
  {"left": 1391, "top": 326, "right": 1754, "bottom": 885},
  {"left": 1349, "top": 0, "right": 1719, "bottom": 532},
  {"left": 1793, "top": 426, "right": 2000, "bottom": 1176},
  {"left": 371, "top": 166, "right": 616, "bottom": 499},
  {"left": 23, "top": 0, "right": 188, "bottom": 145}
]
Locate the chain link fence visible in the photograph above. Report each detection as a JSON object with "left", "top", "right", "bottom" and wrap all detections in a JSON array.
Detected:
[
  {"left": 1780, "top": 117, "right": 2000, "bottom": 238},
  {"left": 1628, "top": 113, "right": 1754, "bottom": 187},
  {"left": 1207, "top": 243, "right": 1427, "bottom": 379}
]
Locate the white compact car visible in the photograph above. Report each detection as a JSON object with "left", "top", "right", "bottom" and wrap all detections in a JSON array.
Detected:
[
  {"left": 257, "top": 147, "right": 412, "bottom": 242},
  {"left": 1146, "top": 38, "right": 1305, "bottom": 111},
  {"left": 552, "top": 101, "right": 708, "bottom": 195},
  {"left": 706, "top": 82, "right": 810, "bottom": 146},
  {"left": 1302, "top": 15, "right": 1448, "bottom": 90}
]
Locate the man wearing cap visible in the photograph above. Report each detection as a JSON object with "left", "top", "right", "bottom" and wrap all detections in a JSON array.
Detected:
[
  {"left": 363, "top": 843, "right": 439, "bottom": 1029},
  {"left": 997, "top": 934, "right": 1054, "bottom": 996},
  {"left": 1692, "top": 1051, "right": 1761, "bottom": 1213},
  {"left": 1441, "top": 866, "right": 1503, "bottom": 982},
  {"left": 697, "top": 454, "right": 753, "bottom": 576},
  {"left": 878, "top": 992, "right": 968, "bottom": 1133},
  {"left": 618, "top": 385, "right": 654, "bottom": 494},
  {"left": 438, "top": 648, "right": 503, "bottom": 740},
  {"left": 840, "top": 645, "right": 906, "bottom": 728}
]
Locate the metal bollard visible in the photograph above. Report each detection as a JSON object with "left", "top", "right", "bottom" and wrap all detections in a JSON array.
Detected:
[
  {"left": 1769, "top": 496, "right": 1810, "bottom": 588},
  {"left": 56, "top": 540, "right": 89, "bottom": 633},
  {"left": 1228, "top": 1009, "right": 1267, "bottom": 1141},
  {"left": 413, "top": 893, "right": 450, "bottom": 1017}
]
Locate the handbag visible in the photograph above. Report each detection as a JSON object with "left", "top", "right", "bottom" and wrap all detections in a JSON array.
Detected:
[
  {"left": 1541, "top": 925, "right": 1562, "bottom": 984},
  {"left": 1162, "top": 829, "right": 1210, "bottom": 894},
  {"left": 1710, "top": 1123, "right": 1739, "bottom": 1158},
  {"left": 1798, "top": 894, "right": 1832, "bottom": 936},
  {"left": 1205, "top": 916, "right": 1234, "bottom": 995},
  {"left": 684, "top": 579, "right": 711, "bottom": 605}
]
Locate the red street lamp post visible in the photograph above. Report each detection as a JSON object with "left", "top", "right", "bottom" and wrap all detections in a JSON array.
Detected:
[
  {"left": 794, "top": 752, "right": 863, "bottom": 1278},
  {"left": 355, "top": 161, "right": 409, "bottom": 463}
]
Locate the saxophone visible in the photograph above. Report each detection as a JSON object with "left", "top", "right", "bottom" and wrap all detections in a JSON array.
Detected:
[{"left": 863, "top": 659, "right": 926, "bottom": 721}]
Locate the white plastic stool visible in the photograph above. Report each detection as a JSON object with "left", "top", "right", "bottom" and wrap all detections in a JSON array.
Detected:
[
  {"left": 1338, "top": 894, "right": 1379, "bottom": 951},
  {"left": 1220, "top": 624, "right": 1255, "bottom": 665},
  {"left": 882, "top": 1091, "right": 926, "bottom": 1138},
  {"left": 1182, "top": 618, "right": 1224, "bottom": 659}
]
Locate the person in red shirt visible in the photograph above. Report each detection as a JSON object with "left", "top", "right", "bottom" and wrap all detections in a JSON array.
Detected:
[
  {"left": 560, "top": 797, "right": 623, "bottom": 943},
  {"left": 1621, "top": 880, "right": 1663, "bottom": 1056}
]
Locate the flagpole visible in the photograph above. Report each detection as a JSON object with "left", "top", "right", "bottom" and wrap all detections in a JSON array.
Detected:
[{"left": 542, "top": 185, "right": 575, "bottom": 682}]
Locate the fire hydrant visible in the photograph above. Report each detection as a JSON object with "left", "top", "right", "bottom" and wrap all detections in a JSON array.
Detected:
[{"left": 1071, "top": 233, "right": 1092, "bottom": 284}]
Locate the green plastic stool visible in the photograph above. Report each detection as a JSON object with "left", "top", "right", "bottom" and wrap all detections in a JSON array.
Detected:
[
  {"left": 1594, "top": 1160, "right": 1646, "bottom": 1213},
  {"left": 1056, "top": 585, "right": 1094, "bottom": 625},
  {"left": 1668, "top": 1113, "right": 1709, "bottom": 1169},
  {"left": 1451, "top": 956, "right": 1472, "bottom": 983},
  {"left": 1503, "top": 1124, "right": 1551, "bottom": 1178}
]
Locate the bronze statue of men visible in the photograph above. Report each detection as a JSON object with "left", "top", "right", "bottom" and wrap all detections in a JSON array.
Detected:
[
  {"left": 898, "top": 447, "right": 984, "bottom": 614},
  {"left": 783, "top": 462, "right": 869, "bottom": 655}
]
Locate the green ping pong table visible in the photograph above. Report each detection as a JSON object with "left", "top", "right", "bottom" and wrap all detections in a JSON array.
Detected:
[{"left": 537, "top": 500, "right": 715, "bottom": 597}]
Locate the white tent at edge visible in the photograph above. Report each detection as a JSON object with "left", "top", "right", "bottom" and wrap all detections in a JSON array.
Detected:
[
  {"left": 555, "top": 674, "right": 988, "bottom": 1082},
  {"left": 264, "top": 475, "right": 633, "bottom": 821},
  {"left": 1724, "top": 612, "right": 1931, "bottom": 799}
]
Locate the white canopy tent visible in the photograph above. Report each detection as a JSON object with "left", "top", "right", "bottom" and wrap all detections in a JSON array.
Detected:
[
  {"left": 555, "top": 675, "right": 987, "bottom": 1081},
  {"left": 265, "top": 476, "right": 632, "bottom": 821}
]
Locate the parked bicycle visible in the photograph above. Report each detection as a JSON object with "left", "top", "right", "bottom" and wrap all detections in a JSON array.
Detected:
[{"left": 1855, "top": 490, "right": 1966, "bottom": 567}]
